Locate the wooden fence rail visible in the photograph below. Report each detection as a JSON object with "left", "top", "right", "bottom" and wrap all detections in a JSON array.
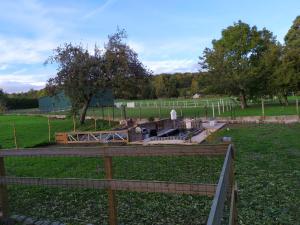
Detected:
[
  {"left": 0, "top": 144, "right": 236, "bottom": 225},
  {"left": 207, "top": 144, "right": 237, "bottom": 225}
]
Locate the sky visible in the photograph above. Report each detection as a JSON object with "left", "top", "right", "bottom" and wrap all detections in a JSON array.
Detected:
[{"left": 0, "top": 0, "right": 299, "bottom": 93}]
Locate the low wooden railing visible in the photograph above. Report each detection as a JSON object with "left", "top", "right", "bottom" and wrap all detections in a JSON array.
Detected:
[{"left": 0, "top": 144, "right": 236, "bottom": 225}]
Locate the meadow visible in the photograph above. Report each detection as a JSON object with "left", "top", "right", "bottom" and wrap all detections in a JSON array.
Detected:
[
  {"left": 0, "top": 115, "right": 299, "bottom": 224},
  {"left": 6, "top": 96, "right": 300, "bottom": 120},
  {"left": 0, "top": 115, "right": 114, "bottom": 149}
]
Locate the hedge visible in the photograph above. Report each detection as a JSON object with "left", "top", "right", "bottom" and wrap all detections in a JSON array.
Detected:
[{"left": 6, "top": 98, "right": 38, "bottom": 109}]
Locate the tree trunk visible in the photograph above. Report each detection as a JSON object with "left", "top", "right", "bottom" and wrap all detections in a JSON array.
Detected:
[
  {"left": 80, "top": 99, "right": 91, "bottom": 125},
  {"left": 283, "top": 94, "right": 289, "bottom": 106},
  {"left": 239, "top": 92, "right": 247, "bottom": 109},
  {"left": 278, "top": 96, "right": 283, "bottom": 105}
]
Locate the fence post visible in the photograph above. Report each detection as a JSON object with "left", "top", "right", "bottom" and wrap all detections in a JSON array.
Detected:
[
  {"left": 122, "top": 105, "right": 127, "bottom": 120},
  {"left": 139, "top": 106, "right": 141, "bottom": 120},
  {"left": 212, "top": 103, "right": 215, "bottom": 118},
  {"left": 13, "top": 123, "right": 18, "bottom": 149},
  {"left": 94, "top": 118, "right": 97, "bottom": 131},
  {"left": 48, "top": 117, "right": 51, "bottom": 142},
  {"left": 102, "top": 107, "right": 105, "bottom": 120},
  {"left": 296, "top": 99, "right": 299, "bottom": 118},
  {"left": 222, "top": 100, "right": 225, "bottom": 113},
  {"left": 158, "top": 106, "right": 161, "bottom": 119},
  {"left": 261, "top": 98, "right": 265, "bottom": 118},
  {"left": 73, "top": 115, "right": 76, "bottom": 132},
  {"left": 104, "top": 157, "right": 117, "bottom": 225},
  {"left": 0, "top": 157, "right": 8, "bottom": 219}
]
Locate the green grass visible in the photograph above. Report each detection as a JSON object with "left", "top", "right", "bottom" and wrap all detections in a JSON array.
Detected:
[
  {"left": 7, "top": 96, "right": 300, "bottom": 119},
  {"left": 85, "top": 101, "right": 299, "bottom": 120},
  {"left": 0, "top": 115, "right": 115, "bottom": 149},
  {"left": 207, "top": 123, "right": 300, "bottom": 225},
  {"left": 6, "top": 157, "right": 222, "bottom": 225},
  {"left": 0, "top": 115, "right": 299, "bottom": 224}
]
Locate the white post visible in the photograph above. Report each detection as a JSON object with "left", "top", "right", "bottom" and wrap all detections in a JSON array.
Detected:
[
  {"left": 296, "top": 99, "right": 299, "bottom": 117},
  {"left": 222, "top": 99, "right": 225, "bottom": 113},
  {"left": 261, "top": 98, "right": 265, "bottom": 117},
  {"left": 212, "top": 103, "right": 215, "bottom": 118}
]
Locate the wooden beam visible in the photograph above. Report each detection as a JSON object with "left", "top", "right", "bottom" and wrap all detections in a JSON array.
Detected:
[
  {"left": 104, "top": 157, "right": 117, "bottom": 225},
  {"left": 0, "top": 158, "right": 8, "bottom": 218},
  {"left": 229, "top": 182, "right": 238, "bottom": 225},
  {"left": 0, "top": 176, "right": 216, "bottom": 196},
  {"left": 207, "top": 145, "right": 234, "bottom": 225},
  {"left": 0, "top": 144, "right": 229, "bottom": 158}
]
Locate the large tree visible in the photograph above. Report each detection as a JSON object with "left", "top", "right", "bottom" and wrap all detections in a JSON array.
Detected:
[
  {"left": 46, "top": 29, "right": 150, "bottom": 123},
  {"left": 273, "top": 16, "right": 300, "bottom": 105},
  {"left": 103, "top": 29, "right": 151, "bottom": 99},
  {"left": 46, "top": 44, "right": 106, "bottom": 124},
  {"left": 199, "top": 21, "right": 276, "bottom": 108}
]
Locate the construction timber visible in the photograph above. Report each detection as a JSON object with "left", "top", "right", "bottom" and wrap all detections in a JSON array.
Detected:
[{"left": 55, "top": 130, "right": 128, "bottom": 144}]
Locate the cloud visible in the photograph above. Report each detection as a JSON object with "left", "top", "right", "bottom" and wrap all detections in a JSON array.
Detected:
[
  {"left": 0, "top": 36, "right": 57, "bottom": 65},
  {"left": 144, "top": 59, "right": 199, "bottom": 74},
  {"left": 83, "top": 0, "right": 116, "bottom": 19},
  {"left": 0, "top": 81, "right": 44, "bottom": 93},
  {"left": 129, "top": 37, "right": 211, "bottom": 58}
]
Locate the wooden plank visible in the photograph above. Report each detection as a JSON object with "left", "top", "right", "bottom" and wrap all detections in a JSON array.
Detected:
[
  {"left": 207, "top": 144, "right": 233, "bottom": 225},
  {"left": 67, "top": 130, "right": 128, "bottom": 135},
  {"left": 0, "top": 158, "right": 8, "bottom": 218},
  {"left": 228, "top": 182, "right": 238, "bottom": 225},
  {"left": 104, "top": 157, "right": 117, "bottom": 225},
  {"left": 0, "top": 144, "right": 228, "bottom": 158},
  {"left": 0, "top": 177, "right": 216, "bottom": 196}
]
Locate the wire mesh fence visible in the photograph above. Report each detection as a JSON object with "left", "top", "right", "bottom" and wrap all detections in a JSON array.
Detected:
[
  {"left": 0, "top": 116, "right": 115, "bottom": 149},
  {"left": 0, "top": 144, "right": 236, "bottom": 225}
]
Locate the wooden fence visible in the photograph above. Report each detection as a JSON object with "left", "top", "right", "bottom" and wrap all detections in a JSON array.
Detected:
[{"left": 0, "top": 144, "right": 236, "bottom": 225}]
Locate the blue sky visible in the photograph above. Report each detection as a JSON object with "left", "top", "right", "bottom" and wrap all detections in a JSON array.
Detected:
[{"left": 0, "top": 0, "right": 299, "bottom": 93}]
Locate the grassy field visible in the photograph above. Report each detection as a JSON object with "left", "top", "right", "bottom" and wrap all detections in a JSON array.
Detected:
[
  {"left": 85, "top": 101, "right": 300, "bottom": 120},
  {"left": 208, "top": 123, "right": 300, "bottom": 225},
  {"left": 0, "top": 115, "right": 299, "bottom": 224},
  {"left": 6, "top": 95, "right": 300, "bottom": 119},
  {"left": 0, "top": 115, "right": 114, "bottom": 149}
]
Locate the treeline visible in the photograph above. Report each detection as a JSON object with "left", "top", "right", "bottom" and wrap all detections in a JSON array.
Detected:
[
  {"left": 135, "top": 72, "right": 206, "bottom": 99},
  {"left": 0, "top": 89, "right": 39, "bottom": 111}
]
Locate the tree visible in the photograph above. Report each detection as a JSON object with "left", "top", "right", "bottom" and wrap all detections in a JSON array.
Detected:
[
  {"left": 199, "top": 21, "right": 276, "bottom": 108},
  {"left": 46, "top": 29, "right": 150, "bottom": 124},
  {"left": 0, "top": 89, "right": 7, "bottom": 112},
  {"left": 166, "top": 75, "right": 179, "bottom": 97},
  {"left": 46, "top": 44, "right": 106, "bottom": 124},
  {"left": 190, "top": 77, "right": 199, "bottom": 95},
  {"left": 273, "top": 16, "right": 300, "bottom": 105},
  {"left": 153, "top": 75, "right": 167, "bottom": 98},
  {"left": 103, "top": 29, "right": 151, "bottom": 99}
]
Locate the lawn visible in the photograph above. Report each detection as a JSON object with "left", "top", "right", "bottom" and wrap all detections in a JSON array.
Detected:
[
  {"left": 207, "top": 123, "right": 300, "bottom": 225},
  {"left": 85, "top": 101, "right": 299, "bottom": 120},
  {"left": 6, "top": 96, "right": 300, "bottom": 119},
  {"left": 0, "top": 115, "right": 114, "bottom": 149},
  {"left": 0, "top": 115, "right": 299, "bottom": 224}
]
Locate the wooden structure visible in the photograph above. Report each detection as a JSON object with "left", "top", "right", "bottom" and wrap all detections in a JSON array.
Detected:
[
  {"left": 0, "top": 144, "right": 237, "bottom": 225},
  {"left": 55, "top": 129, "right": 128, "bottom": 144}
]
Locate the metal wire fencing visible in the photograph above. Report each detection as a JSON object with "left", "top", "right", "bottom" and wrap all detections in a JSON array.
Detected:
[{"left": 0, "top": 144, "right": 236, "bottom": 225}]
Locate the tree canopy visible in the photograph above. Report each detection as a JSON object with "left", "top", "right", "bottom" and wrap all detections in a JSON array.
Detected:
[
  {"left": 46, "top": 29, "right": 150, "bottom": 124},
  {"left": 200, "top": 21, "right": 280, "bottom": 108}
]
